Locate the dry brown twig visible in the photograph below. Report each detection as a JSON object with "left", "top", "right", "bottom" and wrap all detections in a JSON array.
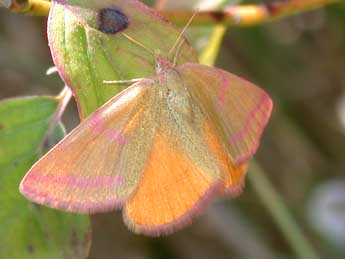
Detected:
[{"left": 1, "top": 0, "right": 343, "bottom": 27}]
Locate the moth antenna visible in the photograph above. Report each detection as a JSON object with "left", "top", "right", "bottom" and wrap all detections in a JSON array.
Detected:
[
  {"left": 168, "top": 10, "right": 198, "bottom": 59},
  {"left": 173, "top": 38, "right": 186, "bottom": 66},
  {"left": 122, "top": 33, "right": 155, "bottom": 56}
]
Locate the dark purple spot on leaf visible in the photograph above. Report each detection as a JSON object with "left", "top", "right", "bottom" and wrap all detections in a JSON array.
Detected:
[{"left": 98, "top": 8, "right": 129, "bottom": 34}]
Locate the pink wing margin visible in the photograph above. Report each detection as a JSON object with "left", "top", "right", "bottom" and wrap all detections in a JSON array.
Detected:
[{"left": 177, "top": 63, "right": 273, "bottom": 165}]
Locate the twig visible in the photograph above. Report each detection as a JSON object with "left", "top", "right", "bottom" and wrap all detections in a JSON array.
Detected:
[
  {"left": 248, "top": 162, "right": 320, "bottom": 259},
  {"left": 2, "top": 0, "right": 343, "bottom": 26},
  {"left": 52, "top": 86, "right": 73, "bottom": 131},
  {"left": 4, "top": 0, "right": 50, "bottom": 16},
  {"left": 162, "top": 0, "right": 344, "bottom": 26},
  {"left": 39, "top": 86, "right": 72, "bottom": 153}
]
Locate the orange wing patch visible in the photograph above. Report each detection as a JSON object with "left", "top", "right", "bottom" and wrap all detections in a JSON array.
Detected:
[
  {"left": 123, "top": 131, "right": 221, "bottom": 236},
  {"left": 204, "top": 122, "right": 247, "bottom": 196}
]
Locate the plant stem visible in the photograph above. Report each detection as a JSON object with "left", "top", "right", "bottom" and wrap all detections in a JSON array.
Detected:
[
  {"left": 3, "top": 0, "right": 343, "bottom": 27},
  {"left": 6, "top": 0, "right": 50, "bottom": 16},
  {"left": 162, "top": 0, "right": 343, "bottom": 26},
  {"left": 199, "top": 25, "right": 227, "bottom": 66},
  {"left": 39, "top": 86, "right": 72, "bottom": 152},
  {"left": 248, "top": 162, "right": 320, "bottom": 259},
  {"left": 53, "top": 86, "right": 73, "bottom": 127}
]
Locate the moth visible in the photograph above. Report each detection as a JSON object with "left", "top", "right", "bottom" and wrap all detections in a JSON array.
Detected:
[{"left": 20, "top": 0, "right": 273, "bottom": 236}]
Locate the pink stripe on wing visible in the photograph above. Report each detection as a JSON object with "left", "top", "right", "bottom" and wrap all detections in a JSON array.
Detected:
[
  {"left": 216, "top": 70, "right": 229, "bottom": 111},
  {"left": 89, "top": 111, "right": 128, "bottom": 145},
  {"left": 25, "top": 173, "right": 126, "bottom": 188},
  {"left": 106, "top": 129, "right": 128, "bottom": 145},
  {"left": 229, "top": 93, "right": 269, "bottom": 145},
  {"left": 89, "top": 111, "right": 105, "bottom": 134}
]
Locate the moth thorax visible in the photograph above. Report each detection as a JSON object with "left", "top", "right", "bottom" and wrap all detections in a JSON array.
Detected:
[{"left": 166, "top": 72, "right": 194, "bottom": 119}]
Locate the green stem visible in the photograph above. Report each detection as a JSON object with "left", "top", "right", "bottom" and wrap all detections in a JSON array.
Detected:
[
  {"left": 199, "top": 25, "right": 227, "bottom": 66},
  {"left": 248, "top": 162, "right": 320, "bottom": 259}
]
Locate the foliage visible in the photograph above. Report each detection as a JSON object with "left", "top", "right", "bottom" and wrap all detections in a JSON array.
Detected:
[{"left": 0, "top": 97, "right": 90, "bottom": 258}]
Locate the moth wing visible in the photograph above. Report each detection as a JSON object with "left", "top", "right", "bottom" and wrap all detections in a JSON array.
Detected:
[
  {"left": 20, "top": 79, "right": 158, "bottom": 213},
  {"left": 203, "top": 122, "right": 248, "bottom": 196},
  {"left": 123, "top": 73, "right": 247, "bottom": 236},
  {"left": 123, "top": 130, "right": 221, "bottom": 236},
  {"left": 177, "top": 63, "right": 273, "bottom": 165}
]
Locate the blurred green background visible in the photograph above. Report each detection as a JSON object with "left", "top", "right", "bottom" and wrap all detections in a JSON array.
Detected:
[{"left": 1, "top": 0, "right": 345, "bottom": 258}]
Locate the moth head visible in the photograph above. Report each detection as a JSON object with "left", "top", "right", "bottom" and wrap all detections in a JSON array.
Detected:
[{"left": 154, "top": 50, "right": 173, "bottom": 74}]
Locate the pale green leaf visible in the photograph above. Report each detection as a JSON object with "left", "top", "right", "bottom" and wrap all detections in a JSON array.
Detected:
[{"left": 0, "top": 96, "right": 90, "bottom": 259}]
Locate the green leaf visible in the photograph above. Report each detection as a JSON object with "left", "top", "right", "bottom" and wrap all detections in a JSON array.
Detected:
[
  {"left": 0, "top": 96, "right": 90, "bottom": 259},
  {"left": 48, "top": 0, "right": 198, "bottom": 118}
]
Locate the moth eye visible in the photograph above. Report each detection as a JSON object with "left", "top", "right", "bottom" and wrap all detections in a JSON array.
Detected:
[{"left": 98, "top": 8, "right": 129, "bottom": 34}]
